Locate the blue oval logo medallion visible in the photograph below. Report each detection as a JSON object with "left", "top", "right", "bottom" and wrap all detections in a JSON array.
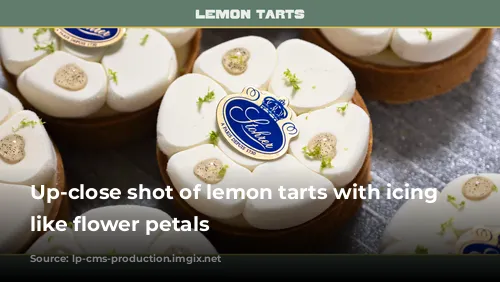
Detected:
[
  {"left": 216, "top": 87, "right": 299, "bottom": 161},
  {"left": 461, "top": 243, "right": 500, "bottom": 254},
  {"left": 457, "top": 227, "right": 500, "bottom": 254},
  {"left": 54, "top": 28, "right": 125, "bottom": 48}
]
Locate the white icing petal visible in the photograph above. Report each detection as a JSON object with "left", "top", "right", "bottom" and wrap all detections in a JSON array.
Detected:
[
  {"left": 0, "top": 28, "right": 59, "bottom": 76},
  {"left": 157, "top": 74, "right": 227, "bottom": 158},
  {"left": 85, "top": 104, "right": 121, "bottom": 119},
  {"left": 155, "top": 28, "right": 198, "bottom": 48},
  {"left": 358, "top": 48, "right": 422, "bottom": 67},
  {"left": 101, "top": 28, "right": 175, "bottom": 112},
  {"left": 217, "top": 137, "right": 263, "bottom": 171},
  {"left": 167, "top": 52, "right": 179, "bottom": 87},
  {"left": 17, "top": 51, "right": 107, "bottom": 118},
  {"left": 439, "top": 173, "right": 500, "bottom": 233},
  {"left": 167, "top": 144, "right": 252, "bottom": 219},
  {"left": 0, "top": 110, "right": 56, "bottom": 186},
  {"left": 289, "top": 103, "right": 370, "bottom": 187},
  {"left": 382, "top": 238, "right": 455, "bottom": 255},
  {"left": 26, "top": 230, "right": 84, "bottom": 254},
  {"left": 193, "top": 36, "right": 277, "bottom": 94},
  {"left": 0, "top": 183, "right": 44, "bottom": 253},
  {"left": 269, "top": 39, "right": 356, "bottom": 115},
  {"left": 60, "top": 40, "right": 107, "bottom": 62},
  {"left": 0, "top": 89, "right": 23, "bottom": 125},
  {"left": 381, "top": 195, "right": 455, "bottom": 250},
  {"left": 243, "top": 154, "right": 335, "bottom": 230},
  {"left": 391, "top": 28, "right": 480, "bottom": 63},
  {"left": 319, "top": 28, "right": 393, "bottom": 57}
]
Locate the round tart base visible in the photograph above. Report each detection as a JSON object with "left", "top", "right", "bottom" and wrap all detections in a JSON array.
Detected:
[
  {"left": 302, "top": 29, "right": 494, "bottom": 104},
  {"left": 1, "top": 30, "right": 202, "bottom": 149},
  {"left": 19, "top": 144, "right": 68, "bottom": 253},
  {"left": 156, "top": 91, "right": 373, "bottom": 251}
]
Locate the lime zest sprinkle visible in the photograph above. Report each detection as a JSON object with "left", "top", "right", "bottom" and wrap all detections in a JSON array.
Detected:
[
  {"left": 47, "top": 236, "right": 54, "bottom": 242},
  {"left": 19, "top": 28, "right": 24, "bottom": 33},
  {"left": 337, "top": 102, "right": 349, "bottom": 114},
  {"left": 208, "top": 130, "right": 219, "bottom": 146},
  {"left": 33, "top": 28, "right": 49, "bottom": 41},
  {"left": 108, "top": 69, "right": 118, "bottom": 84},
  {"left": 218, "top": 165, "right": 229, "bottom": 178},
  {"left": 302, "top": 145, "right": 321, "bottom": 159},
  {"left": 446, "top": 194, "right": 465, "bottom": 210},
  {"left": 303, "top": 145, "right": 333, "bottom": 172},
  {"left": 320, "top": 156, "right": 333, "bottom": 172},
  {"left": 66, "top": 221, "right": 74, "bottom": 229},
  {"left": 197, "top": 88, "right": 215, "bottom": 109},
  {"left": 12, "top": 118, "right": 45, "bottom": 132},
  {"left": 422, "top": 28, "right": 433, "bottom": 41},
  {"left": 438, "top": 217, "right": 459, "bottom": 237},
  {"left": 34, "top": 42, "right": 55, "bottom": 54},
  {"left": 493, "top": 185, "right": 498, "bottom": 192},
  {"left": 312, "top": 85, "right": 316, "bottom": 89},
  {"left": 140, "top": 34, "right": 149, "bottom": 46},
  {"left": 415, "top": 245, "right": 428, "bottom": 254},
  {"left": 283, "top": 68, "right": 301, "bottom": 91}
]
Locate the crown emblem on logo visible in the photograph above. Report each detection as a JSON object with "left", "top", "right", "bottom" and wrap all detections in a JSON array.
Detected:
[{"left": 260, "top": 96, "right": 288, "bottom": 121}]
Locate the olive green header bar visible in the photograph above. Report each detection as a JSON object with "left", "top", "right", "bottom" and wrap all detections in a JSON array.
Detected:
[{"left": 1, "top": 0, "right": 499, "bottom": 26}]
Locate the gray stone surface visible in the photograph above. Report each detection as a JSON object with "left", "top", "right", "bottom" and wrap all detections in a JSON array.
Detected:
[{"left": 2, "top": 29, "right": 499, "bottom": 254}]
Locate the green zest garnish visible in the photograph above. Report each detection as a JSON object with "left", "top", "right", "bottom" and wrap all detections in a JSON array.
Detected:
[
  {"left": 415, "top": 245, "right": 428, "bottom": 254},
  {"left": 312, "top": 85, "right": 316, "bottom": 89},
  {"left": 197, "top": 88, "right": 215, "bottom": 109},
  {"left": 208, "top": 130, "right": 219, "bottom": 145},
  {"left": 320, "top": 156, "right": 333, "bottom": 172},
  {"left": 283, "top": 69, "right": 301, "bottom": 91},
  {"left": 438, "top": 217, "right": 459, "bottom": 237},
  {"left": 422, "top": 28, "right": 433, "bottom": 41},
  {"left": 67, "top": 221, "right": 74, "bottom": 229},
  {"left": 218, "top": 165, "right": 229, "bottom": 178},
  {"left": 108, "top": 249, "right": 116, "bottom": 255},
  {"left": 493, "top": 185, "right": 498, "bottom": 192},
  {"left": 303, "top": 146, "right": 333, "bottom": 172},
  {"left": 344, "top": 148, "right": 349, "bottom": 151},
  {"left": 447, "top": 194, "right": 465, "bottom": 210},
  {"left": 108, "top": 69, "right": 118, "bottom": 84},
  {"left": 12, "top": 118, "right": 45, "bottom": 132},
  {"left": 34, "top": 42, "right": 55, "bottom": 54},
  {"left": 305, "top": 115, "right": 309, "bottom": 120},
  {"left": 140, "top": 34, "right": 149, "bottom": 46},
  {"left": 302, "top": 145, "right": 321, "bottom": 158},
  {"left": 19, "top": 28, "right": 24, "bottom": 33},
  {"left": 337, "top": 102, "right": 349, "bottom": 114},
  {"left": 47, "top": 236, "right": 54, "bottom": 242},
  {"left": 33, "top": 28, "right": 49, "bottom": 41}
]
